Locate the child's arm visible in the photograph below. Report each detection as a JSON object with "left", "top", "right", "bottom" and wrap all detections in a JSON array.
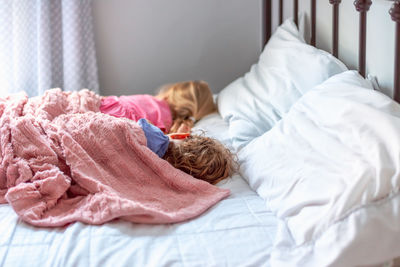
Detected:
[
  {"left": 176, "top": 122, "right": 191, "bottom": 133},
  {"left": 176, "top": 116, "right": 196, "bottom": 133}
]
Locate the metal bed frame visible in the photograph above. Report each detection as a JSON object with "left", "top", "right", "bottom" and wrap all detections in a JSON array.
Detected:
[{"left": 263, "top": 0, "right": 400, "bottom": 102}]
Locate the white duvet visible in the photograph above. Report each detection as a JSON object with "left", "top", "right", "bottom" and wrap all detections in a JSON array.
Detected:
[{"left": 239, "top": 71, "right": 400, "bottom": 266}]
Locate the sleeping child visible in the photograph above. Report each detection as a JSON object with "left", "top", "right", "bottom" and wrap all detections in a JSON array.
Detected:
[
  {"left": 100, "top": 80, "right": 216, "bottom": 134},
  {"left": 101, "top": 80, "right": 235, "bottom": 184},
  {"left": 0, "top": 87, "right": 233, "bottom": 226},
  {"left": 137, "top": 118, "right": 236, "bottom": 185}
]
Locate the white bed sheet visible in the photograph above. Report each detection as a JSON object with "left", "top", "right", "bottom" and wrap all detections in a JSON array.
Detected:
[{"left": 0, "top": 113, "right": 277, "bottom": 267}]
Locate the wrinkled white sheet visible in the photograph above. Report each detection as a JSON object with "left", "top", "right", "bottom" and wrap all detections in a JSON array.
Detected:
[{"left": 0, "top": 112, "right": 277, "bottom": 267}]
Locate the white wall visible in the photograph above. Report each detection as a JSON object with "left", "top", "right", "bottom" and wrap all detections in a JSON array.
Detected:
[
  {"left": 92, "top": 0, "right": 262, "bottom": 95},
  {"left": 276, "top": 0, "right": 395, "bottom": 97}
]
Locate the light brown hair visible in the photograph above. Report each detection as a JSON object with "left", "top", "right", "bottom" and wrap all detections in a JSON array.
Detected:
[
  {"left": 156, "top": 81, "right": 217, "bottom": 133},
  {"left": 163, "top": 135, "right": 237, "bottom": 185}
]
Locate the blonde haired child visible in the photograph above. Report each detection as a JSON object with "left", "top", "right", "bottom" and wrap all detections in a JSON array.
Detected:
[
  {"left": 100, "top": 80, "right": 216, "bottom": 134},
  {"left": 100, "top": 81, "right": 235, "bottom": 184},
  {"left": 138, "top": 119, "right": 236, "bottom": 185},
  {"left": 156, "top": 80, "right": 217, "bottom": 133}
]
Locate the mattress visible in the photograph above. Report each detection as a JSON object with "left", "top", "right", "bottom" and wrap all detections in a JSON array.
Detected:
[{"left": 0, "top": 113, "right": 277, "bottom": 267}]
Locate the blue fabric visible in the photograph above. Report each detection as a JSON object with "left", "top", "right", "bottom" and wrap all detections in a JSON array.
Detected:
[{"left": 137, "top": 118, "right": 169, "bottom": 158}]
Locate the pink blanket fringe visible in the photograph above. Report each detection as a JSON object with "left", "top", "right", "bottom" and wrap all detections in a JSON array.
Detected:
[{"left": 0, "top": 89, "right": 229, "bottom": 227}]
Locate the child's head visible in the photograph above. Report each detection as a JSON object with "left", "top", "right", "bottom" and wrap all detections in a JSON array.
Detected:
[
  {"left": 156, "top": 81, "right": 217, "bottom": 133},
  {"left": 163, "top": 135, "right": 236, "bottom": 185}
]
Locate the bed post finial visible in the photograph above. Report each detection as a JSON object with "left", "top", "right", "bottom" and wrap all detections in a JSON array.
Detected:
[
  {"left": 354, "top": 0, "right": 372, "bottom": 78},
  {"left": 329, "top": 0, "right": 342, "bottom": 58},
  {"left": 390, "top": 0, "right": 400, "bottom": 102},
  {"left": 390, "top": 1, "right": 400, "bottom": 25},
  {"left": 391, "top": 0, "right": 400, "bottom": 21},
  {"left": 354, "top": 0, "right": 372, "bottom": 12}
]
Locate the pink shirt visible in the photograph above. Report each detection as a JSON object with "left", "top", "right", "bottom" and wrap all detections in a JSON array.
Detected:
[{"left": 100, "top": 95, "right": 172, "bottom": 133}]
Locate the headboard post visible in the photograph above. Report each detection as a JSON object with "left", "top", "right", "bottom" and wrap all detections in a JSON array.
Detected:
[
  {"left": 329, "top": 0, "right": 342, "bottom": 58},
  {"left": 279, "top": 0, "right": 283, "bottom": 25},
  {"left": 390, "top": 0, "right": 400, "bottom": 102},
  {"left": 263, "top": 0, "right": 272, "bottom": 47},
  {"left": 294, "top": 0, "right": 299, "bottom": 27},
  {"left": 354, "top": 0, "right": 372, "bottom": 78},
  {"left": 311, "top": 0, "right": 317, "bottom": 46}
]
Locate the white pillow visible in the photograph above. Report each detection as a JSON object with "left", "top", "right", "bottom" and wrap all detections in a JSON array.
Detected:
[
  {"left": 239, "top": 71, "right": 400, "bottom": 266},
  {"left": 218, "top": 19, "right": 347, "bottom": 150}
]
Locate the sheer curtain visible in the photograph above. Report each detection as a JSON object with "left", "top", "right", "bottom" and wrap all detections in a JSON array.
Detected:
[{"left": 0, "top": 0, "right": 99, "bottom": 97}]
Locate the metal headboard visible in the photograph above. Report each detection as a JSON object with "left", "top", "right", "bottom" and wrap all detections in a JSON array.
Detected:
[{"left": 263, "top": 0, "right": 400, "bottom": 102}]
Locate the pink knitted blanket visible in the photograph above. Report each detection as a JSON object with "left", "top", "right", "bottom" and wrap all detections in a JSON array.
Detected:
[{"left": 0, "top": 89, "right": 229, "bottom": 227}]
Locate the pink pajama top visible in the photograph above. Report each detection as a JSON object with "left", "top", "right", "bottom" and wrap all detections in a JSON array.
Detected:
[{"left": 100, "top": 95, "right": 172, "bottom": 133}]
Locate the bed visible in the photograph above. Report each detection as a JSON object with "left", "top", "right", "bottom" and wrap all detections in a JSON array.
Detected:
[
  {"left": 0, "top": 112, "right": 277, "bottom": 266},
  {"left": 2, "top": 0, "right": 400, "bottom": 266}
]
